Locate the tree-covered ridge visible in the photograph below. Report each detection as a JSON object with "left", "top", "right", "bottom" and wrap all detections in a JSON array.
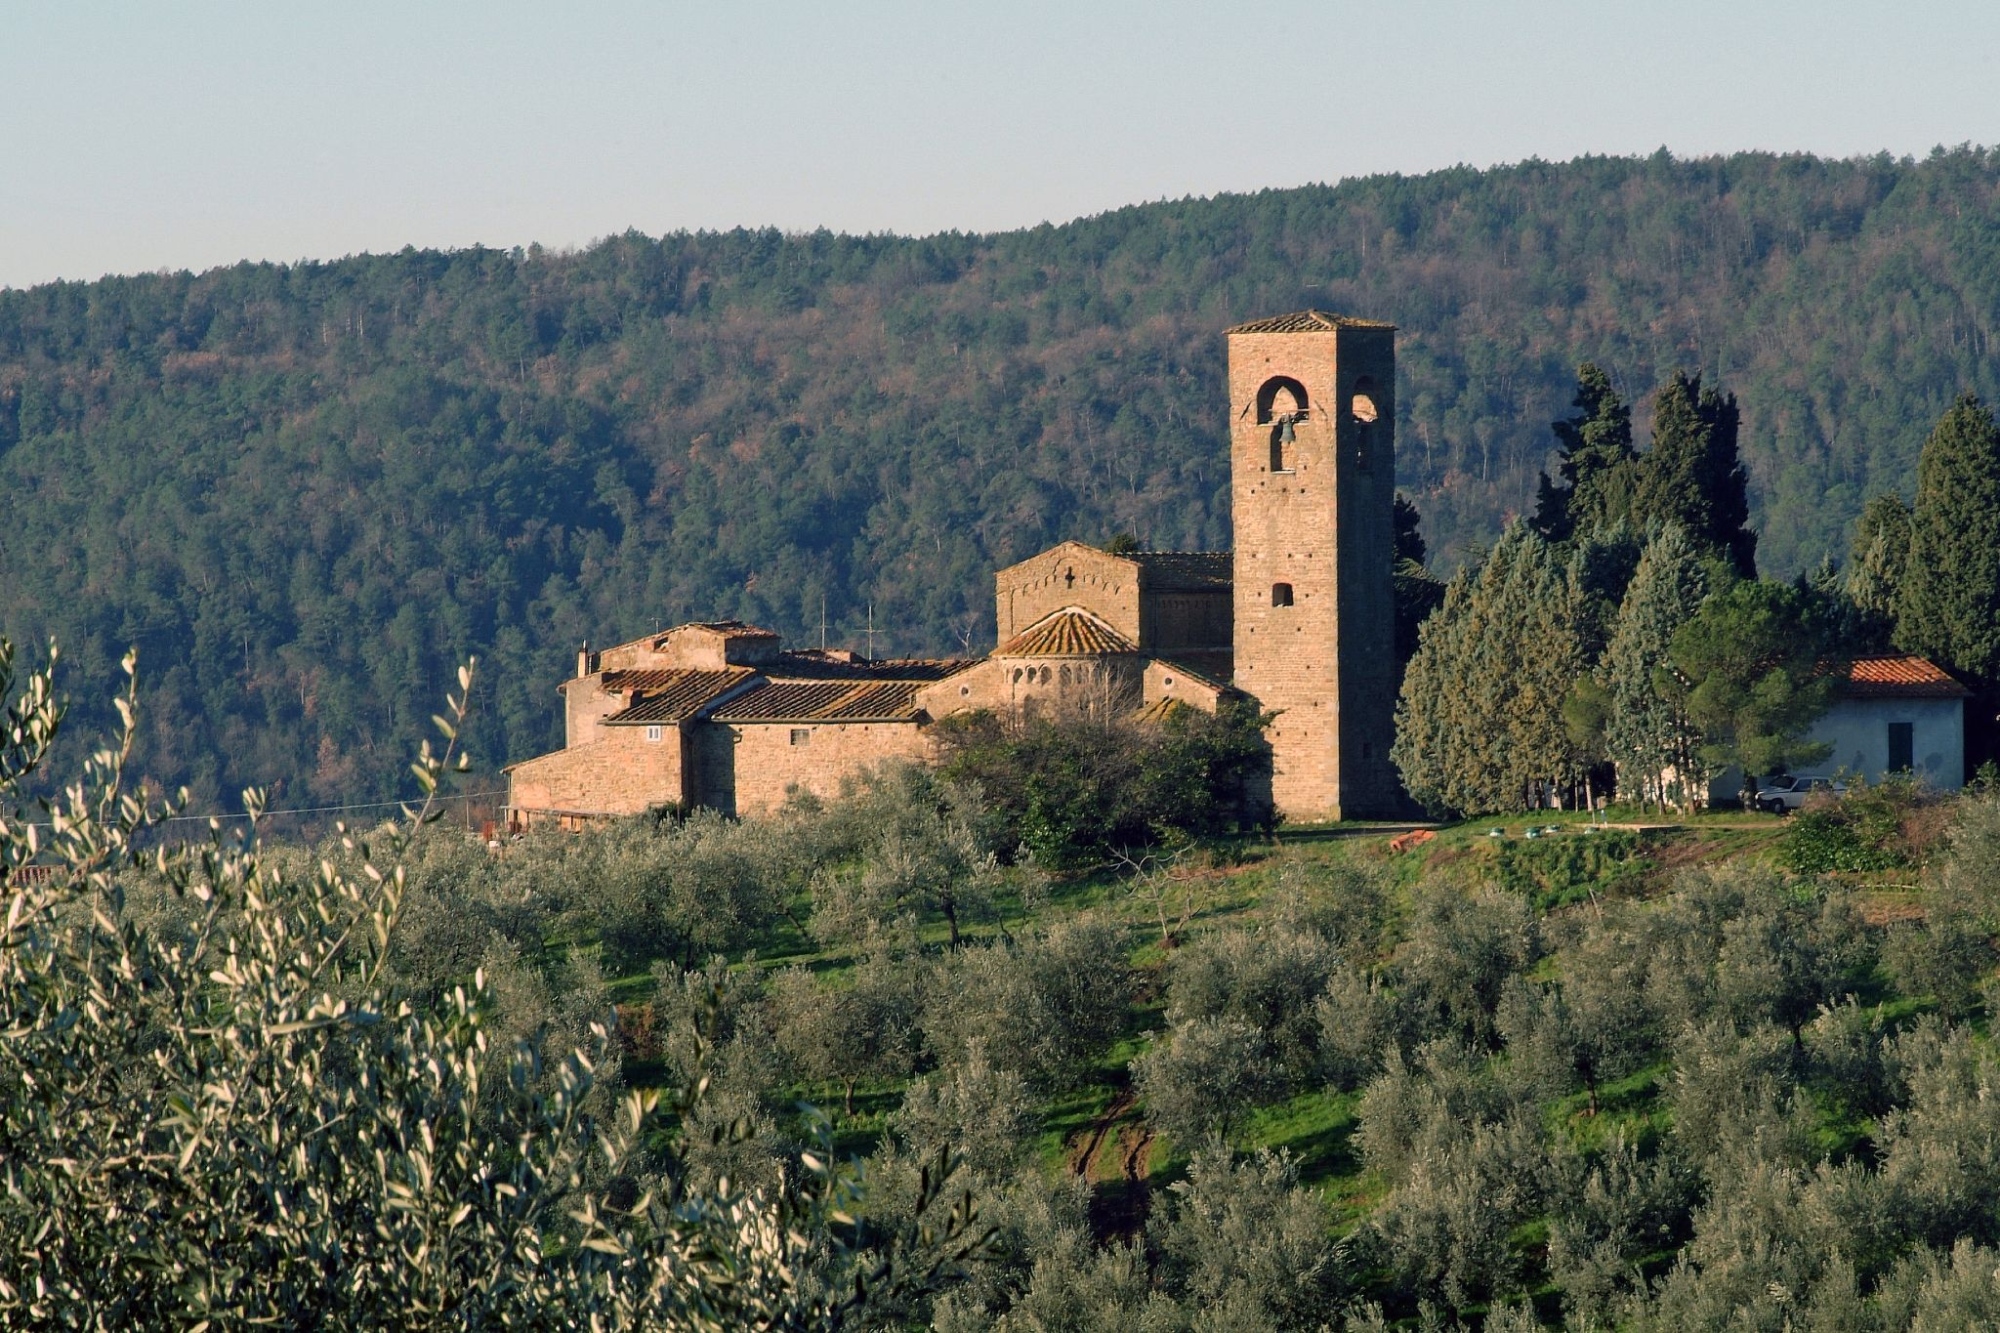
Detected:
[{"left": 7, "top": 147, "right": 2000, "bottom": 802}]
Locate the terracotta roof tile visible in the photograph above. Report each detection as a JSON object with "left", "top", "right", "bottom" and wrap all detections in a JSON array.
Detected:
[
  {"left": 1839, "top": 654, "right": 1971, "bottom": 699},
  {"left": 771, "top": 652, "right": 974, "bottom": 682},
  {"left": 603, "top": 669, "right": 757, "bottom": 723},
  {"left": 1227, "top": 310, "right": 1396, "bottom": 335},
  {"left": 997, "top": 607, "right": 1139, "bottom": 657},
  {"left": 712, "top": 680, "right": 926, "bottom": 723}
]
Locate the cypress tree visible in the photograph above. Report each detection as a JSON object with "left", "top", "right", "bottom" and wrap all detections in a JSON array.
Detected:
[
  {"left": 1600, "top": 525, "right": 1711, "bottom": 810},
  {"left": 1898, "top": 395, "right": 2000, "bottom": 687},
  {"left": 1636, "top": 371, "right": 1757, "bottom": 577},
  {"left": 1394, "top": 525, "right": 1588, "bottom": 814},
  {"left": 1532, "top": 364, "right": 1638, "bottom": 542},
  {"left": 1846, "top": 493, "right": 1911, "bottom": 631}
]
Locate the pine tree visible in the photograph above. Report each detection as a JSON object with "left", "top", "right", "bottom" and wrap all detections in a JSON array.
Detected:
[
  {"left": 1532, "top": 365, "right": 1638, "bottom": 541},
  {"left": 1636, "top": 371, "right": 1757, "bottom": 577},
  {"left": 1667, "top": 580, "right": 1837, "bottom": 798},
  {"left": 1394, "top": 525, "right": 1589, "bottom": 815},
  {"left": 1600, "top": 525, "right": 1711, "bottom": 810},
  {"left": 1898, "top": 395, "right": 2000, "bottom": 687}
]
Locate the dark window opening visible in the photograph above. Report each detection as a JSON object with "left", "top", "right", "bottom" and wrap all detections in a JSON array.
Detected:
[
  {"left": 790, "top": 728, "right": 811, "bottom": 746},
  {"left": 1351, "top": 375, "right": 1379, "bottom": 473},
  {"left": 1888, "top": 721, "right": 1914, "bottom": 773},
  {"left": 1272, "top": 582, "right": 1294, "bottom": 607}
]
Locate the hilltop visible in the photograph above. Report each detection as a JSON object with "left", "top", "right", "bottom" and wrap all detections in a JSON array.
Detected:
[{"left": 5, "top": 147, "right": 2000, "bottom": 802}]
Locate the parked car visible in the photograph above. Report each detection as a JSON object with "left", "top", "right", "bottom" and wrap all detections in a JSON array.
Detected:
[{"left": 1753, "top": 775, "right": 1846, "bottom": 814}]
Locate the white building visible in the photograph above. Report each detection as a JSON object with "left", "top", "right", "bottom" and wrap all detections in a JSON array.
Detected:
[{"left": 1809, "top": 653, "right": 1969, "bottom": 789}]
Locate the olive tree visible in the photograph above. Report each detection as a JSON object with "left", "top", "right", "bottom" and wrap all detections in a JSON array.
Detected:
[{"left": 0, "top": 642, "right": 987, "bottom": 1328}]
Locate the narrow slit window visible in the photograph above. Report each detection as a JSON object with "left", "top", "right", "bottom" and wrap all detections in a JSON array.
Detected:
[
  {"left": 1272, "top": 582, "right": 1294, "bottom": 607},
  {"left": 644, "top": 725, "right": 663, "bottom": 743}
]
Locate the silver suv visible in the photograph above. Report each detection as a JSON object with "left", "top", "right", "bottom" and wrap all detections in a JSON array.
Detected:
[{"left": 1753, "top": 775, "right": 1845, "bottom": 814}]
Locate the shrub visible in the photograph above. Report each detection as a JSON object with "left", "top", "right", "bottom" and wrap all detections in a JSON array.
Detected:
[
  {"left": 1493, "top": 830, "right": 1650, "bottom": 909},
  {"left": 1778, "top": 777, "right": 1934, "bottom": 875},
  {"left": 932, "top": 696, "right": 1271, "bottom": 869}
]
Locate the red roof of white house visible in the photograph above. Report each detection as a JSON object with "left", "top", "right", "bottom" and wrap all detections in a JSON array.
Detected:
[{"left": 1839, "top": 654, "right": 1971, "bottom": 700}]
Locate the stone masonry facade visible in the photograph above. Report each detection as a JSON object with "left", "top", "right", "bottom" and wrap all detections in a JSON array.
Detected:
[{"left": 504, "top": 310, "right": 1399, "bottom": 826}]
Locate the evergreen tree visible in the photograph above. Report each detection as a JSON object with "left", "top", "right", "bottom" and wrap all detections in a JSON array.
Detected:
[
  {"left": 1393, "top": 493, "right": 1444, "bottom": 668},
  {"left": 1636, "top": 371, "right": 1757, "bottom": 577},
  {"left": 1532, "top": 365, "right": 1638, "bottom": 542},
  {"left": 1666, "top": 580, "right": 1836, "bottom": 799},
  {"left": 1394, "top": 493, "right": 1429, "bottom": 566},
  {"left": 1846, "top": 493, "right": 1912, "bottom": 637},
  {"left": 1600, "top": 525, "right": 1712, "bottom": 810},
  {"left": 1898, "top": 395, "right": 2000, "bottom": 686},
  {"left": 1567, "top": 522, "right": 1645, "bottom": 661},
  {"left": 1394, "top": 525, "right": 1589, "bottom": 815}
]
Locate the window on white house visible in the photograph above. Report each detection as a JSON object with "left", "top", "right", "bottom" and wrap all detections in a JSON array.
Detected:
[
  {"left": 645, "top": 725, "right": 663, "bottom": 743},
  {"left": 1888, "top": 721, "right": 1914, "bottom": 773}
]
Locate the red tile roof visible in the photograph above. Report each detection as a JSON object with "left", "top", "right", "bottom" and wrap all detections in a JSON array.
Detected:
[
  {"left": 771, "top": 652, "right": 974, "bottom": 682},
  {"left": 997, "top": 607, "right": 1139, "bottom": 657},
  {"left": 1838, "top": 654, "right": 1971, "bottom": 699},
  {"left": 603, "top": 669, "right": 758, "bottom": 723},
  {"left": 1227, "top": 310, "right": 1396, "bottom": 334},
  {"left": 711, "top": 680, "right": 926, "bottom": 723}
]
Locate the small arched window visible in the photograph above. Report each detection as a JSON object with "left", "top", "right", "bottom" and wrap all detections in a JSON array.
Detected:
[
  {"left": 1272, "top": 582, "right": 1295, "bottom": 607},
  {"left": 1255, "top": 376, "right": 1309, "bottom": 424}
]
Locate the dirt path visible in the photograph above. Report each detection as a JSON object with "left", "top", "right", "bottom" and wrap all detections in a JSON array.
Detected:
[{"left": 1066, "top": 1089, "right": 1154, "bottom": 1238}]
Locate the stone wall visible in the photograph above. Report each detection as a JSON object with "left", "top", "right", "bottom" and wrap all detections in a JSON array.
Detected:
[
  {"left": 507, "top": 723, "right": 687, "bottom": 818},
  {"left": 564, "top": 674, "right": 621, "bottom": 748},
  {"left": 1140, "top": 590, "right": 1232, "bottom": 660},
  {"left": 721, "top": 720, "right": 933, "bottom": 816},
  {"left": 995, "top": 542, "right": 1140, "bottom": 644}
]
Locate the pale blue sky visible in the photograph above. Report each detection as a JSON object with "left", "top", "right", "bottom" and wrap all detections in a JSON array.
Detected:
[{"left": 2, "top": 1, "right": 1995, "bottom": 289}]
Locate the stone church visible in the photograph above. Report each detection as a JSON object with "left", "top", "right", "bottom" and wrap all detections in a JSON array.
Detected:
[{"left": 504, "top": 310, "right": 1399, "bottom": 826}]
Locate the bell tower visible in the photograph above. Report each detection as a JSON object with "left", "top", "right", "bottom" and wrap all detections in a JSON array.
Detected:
[{"left": 1227, "top": 311, "right": 1399, "bottom": 821}]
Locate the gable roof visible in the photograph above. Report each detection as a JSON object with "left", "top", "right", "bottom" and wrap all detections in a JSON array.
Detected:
[
  {"left": 711, "top": 679, "right": 927, "bottom": 723},
  {"left": 1838, "top": 654, "right": 1971, "bottom": 700},
  {"left": 1227, "top": 310, "right": 1396, "bottom": 335},
  {"left": 602, "top": 668, "right": 758, "bottom": 724},
  {"left": 997, "top": 607, "right": 1138, "bottom": 657}
]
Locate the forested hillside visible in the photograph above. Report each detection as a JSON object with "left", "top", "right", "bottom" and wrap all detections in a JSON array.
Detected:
[{"left": 6, "top": 147, "right": 2000, "bottom": 803}]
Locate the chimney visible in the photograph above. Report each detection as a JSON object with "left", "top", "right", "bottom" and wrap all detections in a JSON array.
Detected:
[{"left": 577, "top": 641, "right": 591, "bottom": 678}]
